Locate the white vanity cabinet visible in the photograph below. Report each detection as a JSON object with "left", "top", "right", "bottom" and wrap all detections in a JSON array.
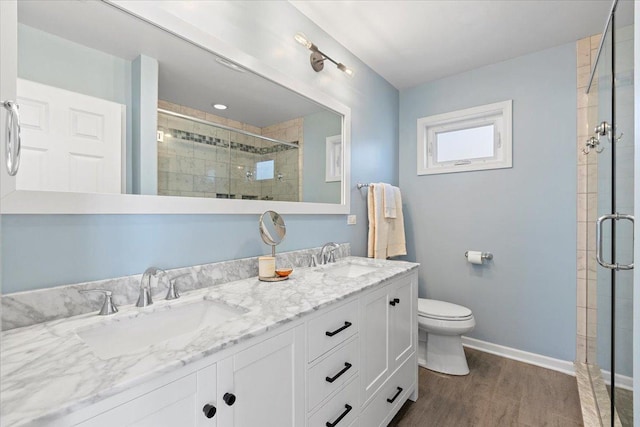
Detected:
[
  {"left": 71, "top": 327, "right": 304, "bottom": 427},
  {"left": 306, "top": 299, "right": 360, "bottom": 427},
  {"left": 359, "top": 273, "right": 418, "bottom": 426},
  {"left": 215, "top": 326, "right": 305, "bottom": 427},
  {"left": 76, "top": 372, "right": 202, "bottom": 427},
  {"left": 40, "top": 269, "right": 417, "bottom": 427}
]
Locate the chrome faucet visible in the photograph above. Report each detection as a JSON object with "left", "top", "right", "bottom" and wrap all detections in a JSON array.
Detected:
[
  {"left": 319, "top": 242, "right": 340, "bottom": 265},
  {"left": 137, "top": 267, "right": 166, "bottom": 307}
]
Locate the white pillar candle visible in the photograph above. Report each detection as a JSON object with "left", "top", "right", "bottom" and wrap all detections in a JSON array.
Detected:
[{"left": 259, "top": 256, "right": 276, "bottom": 278}]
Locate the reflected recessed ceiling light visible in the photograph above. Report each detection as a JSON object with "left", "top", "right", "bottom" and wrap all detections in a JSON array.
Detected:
[
  {"left": 213, "top": 103, "right": 228, "bottom": 110},
  {"left": 215, "top": 57, "right": 246, "bottom": 73}
]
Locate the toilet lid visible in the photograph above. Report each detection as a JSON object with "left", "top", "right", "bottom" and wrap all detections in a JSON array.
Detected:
[{"left": 418, "top": 299, "right": 472, "bottom": 320}]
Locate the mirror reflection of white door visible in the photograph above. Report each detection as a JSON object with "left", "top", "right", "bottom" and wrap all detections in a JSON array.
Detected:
[{"left": 16, "top": 79, "right": 124, "bottom": 193}]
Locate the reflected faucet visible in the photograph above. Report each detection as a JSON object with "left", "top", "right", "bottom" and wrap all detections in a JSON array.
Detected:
[
  {"left": 319, "top": 242, "right": 340, "bottom": 265},
  {"left": 137, "top": 267, "right": 166, "bottom": 307}
]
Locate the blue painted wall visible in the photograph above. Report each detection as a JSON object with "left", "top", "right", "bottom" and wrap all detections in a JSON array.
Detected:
[
  {"left": 3, "top": 1, "right": 399, "bottom": 293},
  {"left": 303, "top": 110, "right": 342, "bottom": 203},
  {"left": 399, "top": 43, "right": 577, "bottom": 361}
]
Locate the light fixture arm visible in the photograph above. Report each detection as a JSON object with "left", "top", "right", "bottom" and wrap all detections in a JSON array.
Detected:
[{"left": 313, "top": 48, "right": 338, "bottom": 67}]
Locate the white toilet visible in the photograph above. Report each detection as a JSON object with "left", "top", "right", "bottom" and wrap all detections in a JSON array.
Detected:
[{"left": 417, "top": 298, "right": 475, "bottom": 375}]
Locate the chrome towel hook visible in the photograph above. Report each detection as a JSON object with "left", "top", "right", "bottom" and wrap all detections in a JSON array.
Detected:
[{"left": 2, "top": 100, "right": 21, "bottom": 176}]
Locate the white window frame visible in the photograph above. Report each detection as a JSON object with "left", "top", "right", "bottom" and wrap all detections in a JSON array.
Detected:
[{"left": 417, "top": 100, "right": 512, "bottom": 175}]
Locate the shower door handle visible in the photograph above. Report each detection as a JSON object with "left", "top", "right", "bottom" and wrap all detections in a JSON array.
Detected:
[{"left": 596, "top": 213, "right": 634, "bottom": 270}]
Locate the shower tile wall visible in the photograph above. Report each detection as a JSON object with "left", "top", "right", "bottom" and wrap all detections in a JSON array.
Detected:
[
  {"left": 576, "top": 34, "right": 601, "bottom": 363},
  {"left": 157, "top": 101, "right": 302, "bottom": 201}
]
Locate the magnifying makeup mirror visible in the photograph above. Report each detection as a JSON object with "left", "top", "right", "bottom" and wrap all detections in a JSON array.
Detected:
[{"left": 259, "top": 210, "right": 286, "bottom": 257}]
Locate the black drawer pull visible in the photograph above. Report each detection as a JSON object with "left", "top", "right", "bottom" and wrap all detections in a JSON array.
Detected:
[
  {"left": 387, "top": 386, "right": 403, "bottom": 403},
  {"left": 325, "top": 404, "right": 352, "bottom": 427},
  {"left": 325, "top": 321, "right": 352, "bottom": 337},
  {"left": 325, "top": 362, "right": 353, "bottom": 383},
  {"left": 389, "top": 298, "right": 400, "bottom": 306}
]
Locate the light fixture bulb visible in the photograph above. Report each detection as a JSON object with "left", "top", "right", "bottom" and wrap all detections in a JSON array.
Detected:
[
  {"left": 213, "top": 103, "right": 228, "bottom": 110},
  {"left": 294, "top": 32, "right": 313, "bottom": 50},
  {"left": 337, "top": 63, "right": 355, "bottom": 77}
]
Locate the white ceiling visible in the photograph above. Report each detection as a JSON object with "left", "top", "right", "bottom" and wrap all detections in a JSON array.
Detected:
[
  {"left": 291, "top": 0, "right": 619, "bottom": 89},
  {"left": 18, "top": 1, "right": 328, "bottom": 128}
]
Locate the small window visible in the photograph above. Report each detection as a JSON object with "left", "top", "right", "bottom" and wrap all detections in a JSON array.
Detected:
[
  {"left": 255, "top": 160, "right": 274, "bottom": 180},
  {"left": 417, "top": 100, "right": 512, "bottom": 175}
]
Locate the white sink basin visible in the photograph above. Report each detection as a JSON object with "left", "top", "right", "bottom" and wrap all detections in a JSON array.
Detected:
[
  {"left": 321, "top": 263, "right": 382, "bottom": 278},
  {"left": 77, "top": 299, "right": 246, "bottom": 359}
]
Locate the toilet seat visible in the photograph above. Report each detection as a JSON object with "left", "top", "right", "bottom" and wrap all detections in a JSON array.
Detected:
[{"left": 418, "top": 298, "right": 473, "bottom": 321}]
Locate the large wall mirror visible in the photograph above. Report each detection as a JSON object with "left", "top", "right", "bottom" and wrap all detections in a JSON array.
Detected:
[{"left": 2, "top": 0, "right": 350, "bottom": 214}]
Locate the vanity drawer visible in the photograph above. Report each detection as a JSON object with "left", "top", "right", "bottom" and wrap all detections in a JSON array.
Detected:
[
  {"left": 308, "top": 299, "right": 359, "bottom": 362},
  {"left": 308, "top": 337, "right": 359, "bottom": 411},
  {"left": 308, "top": 376, "right": 359, "bottom": 427},
  {"left": 360, "top": 354, "right": 416, "bottom": 427}
]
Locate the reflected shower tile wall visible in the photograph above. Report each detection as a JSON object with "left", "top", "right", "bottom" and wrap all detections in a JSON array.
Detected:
[{"left": 156, "top": 100, "right": 302, "bottom": 201}]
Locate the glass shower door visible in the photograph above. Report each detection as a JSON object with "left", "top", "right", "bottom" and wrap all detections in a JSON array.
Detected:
[{"left": 588, "top": 1, "right": 634, "bottom": 425}]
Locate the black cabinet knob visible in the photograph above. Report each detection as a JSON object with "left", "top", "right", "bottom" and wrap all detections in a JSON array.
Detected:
[
  {"left": 223, "top": 392, "right": 236, "bottom": 406},
  {"left": 202, "top": 404, "right": 217, "bottom": 418}
]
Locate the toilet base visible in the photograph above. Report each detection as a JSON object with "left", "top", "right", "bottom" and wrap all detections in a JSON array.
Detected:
[{"left": 420, "top": 332, "right": 470, "bottom": 376}]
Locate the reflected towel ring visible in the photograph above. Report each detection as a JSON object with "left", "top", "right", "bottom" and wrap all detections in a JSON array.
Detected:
[{"left": 3, "top": 100, "right": 21, "bottom": 176}]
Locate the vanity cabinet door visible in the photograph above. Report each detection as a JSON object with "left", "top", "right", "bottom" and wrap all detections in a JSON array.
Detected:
[
  {"left": 196, "top": 364, "right": 218, "bottom": 427},
  {"left": 216, "top": 326, "right": 305, "bottom": 427},
  {"left": 359, "top": 284, "right": 390, "bottom": 405},
  {"left": 76, "top": 374, "right": 198, "bottom": 427},
  {"left": 388, "top": 275, "right": 416, "bottom": 372}
]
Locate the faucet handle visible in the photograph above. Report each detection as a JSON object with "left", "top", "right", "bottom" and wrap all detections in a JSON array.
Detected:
[
  {"left": 80, "top": 289, "right": 118, "bottom": 316},
  {"left": 166, "top": 273, "right": 189, "bottom": 300},
  {"left": 309, "top": 254, "right": 318, "bottom": 267}
]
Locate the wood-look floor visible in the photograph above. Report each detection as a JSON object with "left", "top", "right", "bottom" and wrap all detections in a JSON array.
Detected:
[{"left": 389, "top": 348, "right": 584, "bottom": 427}]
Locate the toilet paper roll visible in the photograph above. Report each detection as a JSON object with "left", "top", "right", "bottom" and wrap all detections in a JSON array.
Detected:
[{"left": 467, "top": 251, "right": 484, "bottom": 265}]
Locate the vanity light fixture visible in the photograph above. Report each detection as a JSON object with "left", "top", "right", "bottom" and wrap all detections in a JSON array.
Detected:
[{"left": 294, "top": 32, "right": 354, "bottom": 77}]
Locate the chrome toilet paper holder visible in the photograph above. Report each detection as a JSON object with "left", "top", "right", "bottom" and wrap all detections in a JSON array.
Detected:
[{"left": 464, "top": 251, "right": 493, "bottom": 260}]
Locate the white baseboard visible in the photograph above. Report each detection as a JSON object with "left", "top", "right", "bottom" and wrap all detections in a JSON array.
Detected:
[
  {"left": 600, "top": 369, "right": 634, "bottom": 390},
  {"left": 461, "top": 336, "right": 576, "bottom": 376}
]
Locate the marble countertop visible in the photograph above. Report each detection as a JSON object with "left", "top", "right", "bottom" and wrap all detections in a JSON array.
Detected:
[{"left": 1, "top": 256, "right": 418, "bottom": 426}]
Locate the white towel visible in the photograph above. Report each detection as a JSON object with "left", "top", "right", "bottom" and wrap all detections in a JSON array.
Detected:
[
  {"left": 368, "top": 183, "right": 407, "bottom": 259},
  {"left": 387, "top": 186, "right": 407, "bottom": 258},
  {"left": 382, "top": 183, "right": 396, "bottom": 219}
]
